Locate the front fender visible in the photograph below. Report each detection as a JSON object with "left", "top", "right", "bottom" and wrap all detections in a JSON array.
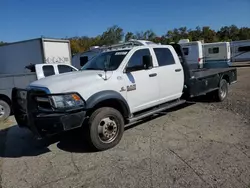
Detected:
[{"left": 86, "top": 90, "right": 130, "bottom": 117}]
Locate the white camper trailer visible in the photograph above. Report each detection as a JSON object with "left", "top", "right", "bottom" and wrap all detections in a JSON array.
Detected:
[
  {"left": 202, "top": 42, "right": 231, "bottom": 68},
  {"left": 230, "top": 40, "right": 250, "bottom": 62},
  {"left": 178, "top": 41, "right": 204, "bottom": 69}
]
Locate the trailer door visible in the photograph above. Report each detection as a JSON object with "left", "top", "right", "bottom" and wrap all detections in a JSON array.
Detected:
[{"left": 42, "top": 39, "right": 71, "bottom": 65}]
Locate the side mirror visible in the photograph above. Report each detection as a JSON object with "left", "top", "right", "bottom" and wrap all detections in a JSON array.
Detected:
[
  {"left": 80, "top": 56, "right": 88, "bottom": 67},
  {"left": 142, "top": 55, "right": 152, "bottom": 69}
]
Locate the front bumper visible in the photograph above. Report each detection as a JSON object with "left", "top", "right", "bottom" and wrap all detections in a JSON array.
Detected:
[{"left": 12, "top": 87, "right": 87, "bottom": 138}]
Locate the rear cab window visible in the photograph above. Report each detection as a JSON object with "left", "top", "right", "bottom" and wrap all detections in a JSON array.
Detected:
[
  {"left": 153, "top": 48, "right": 176, "bottom": 66},
  {"left": 182, "top": 47, "right": 189, "bottom": 55},
  {"left": 42, "top": 65, "right": 55, "bottom": 77}
]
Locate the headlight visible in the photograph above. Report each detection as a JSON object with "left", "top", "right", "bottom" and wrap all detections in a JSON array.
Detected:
[{"left": 49, "top": 93, "right": 85, "bottom": 109}]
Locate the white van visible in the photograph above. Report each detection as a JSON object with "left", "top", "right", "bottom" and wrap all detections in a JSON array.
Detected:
[
  {"left": 203, "top": 42, "right": 231, "bottom": 68},
  {"left": 179, "top": 41, "right": 204, "bottom": 69}
]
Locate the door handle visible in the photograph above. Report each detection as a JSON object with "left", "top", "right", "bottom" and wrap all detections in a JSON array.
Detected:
[
  {"left": 149, "top": 73, "right": 157, "bottom": 77},
  {"left": 175, "top": 68, "right": 182, "bottom": 72}
]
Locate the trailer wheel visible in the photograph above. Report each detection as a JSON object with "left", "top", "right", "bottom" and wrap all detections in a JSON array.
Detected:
[
  {"left": 0, "top": 100, "right": 11, "bottom": 121},
  {"left": 86, "top": 107, "right": 124, "bottom": 151},
  {"left": 215, "top": 79, "right": 228, "bottom": 102}
]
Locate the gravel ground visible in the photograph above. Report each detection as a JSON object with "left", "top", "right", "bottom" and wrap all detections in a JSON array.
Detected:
[{"left": 0, "top": 66, "right": 249, "bottom": 188}]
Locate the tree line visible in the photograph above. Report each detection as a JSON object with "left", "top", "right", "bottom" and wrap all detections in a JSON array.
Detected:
[
  {"left": 1, "top": 25, "right": 250, "bottom": 55},
  {"left": 67, "top": 25, "right": 250, "bottom": 55}
]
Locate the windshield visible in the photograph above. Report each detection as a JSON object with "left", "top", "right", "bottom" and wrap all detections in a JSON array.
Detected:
[{"left": 81, "top": 50, "right": 130, "bottom": 71}]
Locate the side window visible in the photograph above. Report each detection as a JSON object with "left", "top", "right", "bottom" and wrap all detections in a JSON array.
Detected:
[
  {"left": 208, "top": 47, "right": 219, "bottom": 54},
  {"left": 126, "top": 49, "right": 151, "bottom": 71},
  {"left": 153, "top": 48, "right": 175, "bottom": 66},
  {"left": 42, "top": 65, "right": 55, "bottom": 77},
  {"left": 238, "top": 46, "right": 250, "bottom": 52},
  {"left": 182, "top": 47, "right": 189, "bottom": 55},
  {"left": 58, "top": 65, "right": 76, "bottom": 74}
]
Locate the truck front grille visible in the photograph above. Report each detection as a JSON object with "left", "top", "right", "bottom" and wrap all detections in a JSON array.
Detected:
[{"left": 30, "top": 88, "right": 52, "bottom": 111}]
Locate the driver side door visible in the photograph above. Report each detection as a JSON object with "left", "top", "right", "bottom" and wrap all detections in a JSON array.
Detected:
[{"left": 123, "top": 48, "right": 160, "bottom": 113}]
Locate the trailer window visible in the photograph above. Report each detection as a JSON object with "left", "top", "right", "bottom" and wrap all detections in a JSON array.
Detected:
[
  {"left": 238, "top": 46, "right": 250, "bottom": 52},
  {"left": 208, "top": 47, "right": 219, "bottom": 54},
  {"left": 182, "top": 48, "right": 189, "bottom": 55},
  {"left": 42, "top": 65, "right": 55, "bottom": 77},
  {"left": 153, "top": 48, "right": 175, "bottom": 66}
]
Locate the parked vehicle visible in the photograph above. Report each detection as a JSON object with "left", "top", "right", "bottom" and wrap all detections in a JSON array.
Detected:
[
  {"left": 178, "top": 40, "right": 204, "bottom": 69},
  {"left": 0, "top": 63, "right": 78, "bottom": 120},
  {"left": 12, "top": 40, "right": 237, "bottom": 151},
  {"left": 0, "top": 37, "right": 72, "bottom": 74},
  {"left": 230, "top": 40, "right": 250, "bottom": 62},
  {"left": 202, "top": 42, "right": 231, "bottom": 68},
  {"left": 72, "top": 47, "right": 103, "bottom": 70}
]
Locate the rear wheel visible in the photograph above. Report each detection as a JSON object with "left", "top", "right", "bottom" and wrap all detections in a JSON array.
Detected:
[
  {"left": 214, "top": 79, "right": 229, "bottom": 102},
  {"left": 0, "top": 100, "right": 11, "bottom": 121},
  {"left": 86, "top": 107, "right": 124, "bottom": 151}
]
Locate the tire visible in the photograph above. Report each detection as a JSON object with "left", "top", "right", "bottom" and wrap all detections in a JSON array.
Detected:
[
  {"left": 214, "top": 79, "right": 229, "bottom": 102},
  {"left": 86, "top": 107, "right": 124, "bottom": 151},
  {"left": 0, "top": 100, "right": 11, "bottom": 121}
]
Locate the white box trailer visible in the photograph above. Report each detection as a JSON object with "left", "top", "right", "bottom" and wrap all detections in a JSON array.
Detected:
[
  {"left": 230, "top": 40, "right": 250, "bottom": 62},
  {"left": 0, "top": 38, "right": 72, "bottom": 74}
]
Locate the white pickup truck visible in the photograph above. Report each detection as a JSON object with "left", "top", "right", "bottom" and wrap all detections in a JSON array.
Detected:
[
  {"left": 0, "top": 63, "right": 77, "bottom": 120},
  {"left": 12, "top": 41, "right": 237, "bottom": 151}
]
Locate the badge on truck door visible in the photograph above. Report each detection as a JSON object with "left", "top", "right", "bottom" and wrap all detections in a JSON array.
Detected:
[{"left": 127, "top": 84, "right": 136, "bottom": 91}]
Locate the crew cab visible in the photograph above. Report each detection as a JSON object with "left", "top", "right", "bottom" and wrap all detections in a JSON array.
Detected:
[{"left": 12, "top": 41, "right": 237, "bottom": 151}]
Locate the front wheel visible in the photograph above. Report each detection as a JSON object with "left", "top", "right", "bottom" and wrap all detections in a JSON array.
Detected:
[{"left": 86, "top": 107, "right": 124, "bottom": 151}]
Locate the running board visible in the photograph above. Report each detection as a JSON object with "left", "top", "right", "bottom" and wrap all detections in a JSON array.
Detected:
[{"left": 128, "top": 99, "right": 186, "bottom": 123}]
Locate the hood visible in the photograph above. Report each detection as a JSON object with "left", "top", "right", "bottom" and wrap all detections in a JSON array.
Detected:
[{"left": 30, "top": 70, "right": 113, "bottom": 93}]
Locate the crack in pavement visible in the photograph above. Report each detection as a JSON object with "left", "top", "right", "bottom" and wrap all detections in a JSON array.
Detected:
[
  {"left": 149, "top": 132, "right": 153, "bottom": 188},
  {"left": 0, "top": 128, "right": 9, "bottom": 188},
  {"left": 39, "top": 172, "right": 78, "bottom": 188},
  {"left": 71, "top": 153, "right": 79, "bottom": 173},
  {"left": 167, "top": 148, "right": 214, "bottom": 188},
  {"left": 233, "top": 144, "right": 250, "bottom": 159},
  {"left": 207, "top": 139, "right": 250, "bottom": 159},
  {"left": 0, "top": 164, "right": 2, "bottom": 188}
]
